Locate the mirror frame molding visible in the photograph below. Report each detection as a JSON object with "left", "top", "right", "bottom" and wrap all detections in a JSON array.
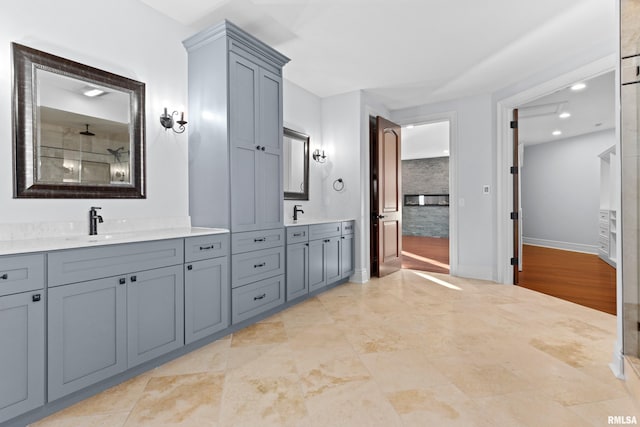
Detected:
[
  {"left": 283, "top": 127, "right": 309, "bottom": 201},
  {"left": 12, "top": 42, "right": 146, "bottom": 198}
]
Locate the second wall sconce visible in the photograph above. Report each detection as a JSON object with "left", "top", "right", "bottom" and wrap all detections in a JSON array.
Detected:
[
  {"left": 312, "top": 149, "right": 327, "bottom": 163},
  {"left": 160, "top": 107, "right": 188, "bottom": 134}
]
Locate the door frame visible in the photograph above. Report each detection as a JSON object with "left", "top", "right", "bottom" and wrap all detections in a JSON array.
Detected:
[
  {"left": 387, "top": 111, "right": 459, "bottom": 276},
  {"left": 496, "top": 56, "right": 616, "bottom": 285}
]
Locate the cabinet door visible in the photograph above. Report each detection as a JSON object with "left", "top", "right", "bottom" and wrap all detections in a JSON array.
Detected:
[
  {"left": 325, "top": 236, "right": 342, "bottom": 285},
  {"left": 48, "top": 277, "right": 126, "bottom": 401},
  {"left": 0, "top": 291, "right": 44, "bottom": 423},
  {"left": 127, "top": 265, "right": 184, "bottom": 367},
  {"left": 184, "top": 257, "right": 229, "bottom": 345},
  {"left": 258, "top": 68, "right": 283, "bottom": 230},
  {"left": 286, "top": 242, "right": 308, "bottom": 301},
  {"left": 308, "top": 239, "right": 326, "bottom": 292},
  {"left": 230, "top": 52, "right": 260, "bottom": 232},
  {"left": 341, "top": 234, "right": 355, "bottom": 279}
]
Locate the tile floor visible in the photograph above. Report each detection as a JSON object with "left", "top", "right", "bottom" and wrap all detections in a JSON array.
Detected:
[{"left": 32, "top": 270, "right": 640, "bottom": 426}]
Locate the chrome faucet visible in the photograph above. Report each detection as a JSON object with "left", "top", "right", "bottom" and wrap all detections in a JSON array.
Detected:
[
  {"left": 293, "top": 204, "right": 304, "bottom": 221},
  {"left": 89, "top": 206, "right": 103, "bottom": 235}
]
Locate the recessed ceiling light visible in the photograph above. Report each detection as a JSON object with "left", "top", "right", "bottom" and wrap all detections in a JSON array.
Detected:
[
  {"left": 559, "top": 112, "right": 571, "bottom": 119},
  {"left": 570, "top": 82, "right": 586, "bottom": 91},
  {"left": 552, "top": 130, "right": 562, "bottom": 136},
  {"left": 406, "top": 124, "right": 414, "bottom": 129},
  {"left": 443, "top": 149, "right": 449, "bottom": 154},
  {"left": 83, "top": 88, "right": 105, "bottom": 97},
  {"left": 595, "top": 122, "right": 602, "bottom": 127}
]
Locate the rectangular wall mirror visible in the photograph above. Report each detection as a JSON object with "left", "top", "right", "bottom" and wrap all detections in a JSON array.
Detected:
[
  {"left": 283, "top": 127, "right": 309, "bottom": 201},
  {"left": 12, "top": 43, "right": 146, "bottom": 198}
]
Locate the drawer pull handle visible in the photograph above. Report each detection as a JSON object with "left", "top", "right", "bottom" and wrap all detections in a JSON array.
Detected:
[
  {"left": 199, "top": 245, "right": 214, "bottom": 250},
  {"left": 254, "top": 263, "right": 266, "bottom": 268},
  {"left": 254, "top": 238, "right": 265, "bottom": 242},
  {"left": 341, "top": 236, "right": 345, "bottom": 239},
  {"left": 119, "top": 278, "right": 126, "bottom": 285},
  {"left": 0, "top": 273, "right": 7, "bottom": 280},
  {"left": 130, "top": 275, "right": 137, "bottom": 282},
  {"left": 32, "top": 293, "right": 41, "bottom": 302},
  {"left": 293, "top": 233, "right": 302, "bottom": 237},
  {"left": 254, "top": 293, "right": 266, "bottom": 301}
]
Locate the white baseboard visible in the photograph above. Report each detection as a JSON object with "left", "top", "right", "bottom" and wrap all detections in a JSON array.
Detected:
[
  {"left": 522, "top": 237, "right": 598, "bottom": 255},
  {"left": 351, "top": 268, "right": 369, "bottom": 284},
  {"left": 453, "top": 265, "right": 494, "bottom": 282}
]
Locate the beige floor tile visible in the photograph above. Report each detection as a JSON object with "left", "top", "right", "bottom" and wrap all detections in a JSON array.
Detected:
[
  {"left": 151, "top": 338, "right": 230, "bottom": 378},
  {"left": 219, "top": 375, "right": 308, "bottom": 427},
  {"left": 569, "top": 396, "right": 640, "bottom": 426},
  {"left": 304, "top": 379, "right": 403, "bottom": 427},
  {"left": 296, "top": 355, "right": 371, "bottom": 397},
  {"left": 124, "top": 372, "right": 224, "bottom": 426},
  {"left": 359, "top": 349, "right": 450, "bottom": 392},
  {"left": 226, "top": 342, "right": 298, "bottom": 379},
  {"left": 230, "top": 321, "right": 287, "bottom": 347},
  {"left": 30, "top": 411, "right": 130, "bottom": 427}
]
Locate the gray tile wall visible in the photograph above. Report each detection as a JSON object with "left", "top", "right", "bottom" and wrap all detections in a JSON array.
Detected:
[{"left": 402, "top": 157, "right": 449, "bottom": 237}]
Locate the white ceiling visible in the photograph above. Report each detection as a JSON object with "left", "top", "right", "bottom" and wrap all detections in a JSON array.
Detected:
[
  {"left": 519, "top": 71, "right": 615, "bottom": 146},
  {"left": 140, "top": 0, "right": 615, "bottom": 111},
  {"left": 402, "top": 121, "right": 449, "bottom": 160}
]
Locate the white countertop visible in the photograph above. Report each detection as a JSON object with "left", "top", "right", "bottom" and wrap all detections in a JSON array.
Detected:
[
  {"left": 284, "top": 218, "right": 355, "bottom": 226},
  {"left": 0, "top": 227, "right": 229, "bottom": 256}
]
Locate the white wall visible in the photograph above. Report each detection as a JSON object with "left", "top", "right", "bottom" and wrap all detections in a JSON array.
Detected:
[
  {"left": 283, "top": 80, "right": 325, "bottom": 221},
  {"left": 0, "top": 0, "right": 192, "bottom": 225},
  {"left": 521, "top": 129, "right": 615, "bottom": 252},
  {"left": 392, "top": 94, "right": 495, "bottom": 280}
]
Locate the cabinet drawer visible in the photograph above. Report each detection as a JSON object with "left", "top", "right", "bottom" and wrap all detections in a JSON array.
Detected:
[
  {"left": 185, "top": 233, "right": 229, "bottom": 262},
  {"left": 286, "top": 226, "right": 309, "bottom": 244},
  {"left": 232, "top": 229, "right": 284, "bottom": 254},
  {"left": 341, "top": 221, "right": 355, "bottom": 235},
  {"left": 599, "top": 210, "right": 610, "bottom": 221},
  {"left": 309, "top": 222, "right": 342, "bottom": 240},
  {"left": 232, "top": 246, "right": 284, "bottom": 288},
  {"left": 0, "top": 254, "right": 44, "bottom": 297},
  {"left": 48, "top": 239, "right": 184, "bottom": 287},
  {"left": 232, "top": 275, "right": 284, "bottom": 324}
]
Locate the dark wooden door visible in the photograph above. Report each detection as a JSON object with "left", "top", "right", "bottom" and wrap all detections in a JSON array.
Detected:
[
  {"left": 370, "top": 116, "right": 402, "bottom": 277},
  {"left": 512, "top": 109, "right": 520, "bottom": 285}
]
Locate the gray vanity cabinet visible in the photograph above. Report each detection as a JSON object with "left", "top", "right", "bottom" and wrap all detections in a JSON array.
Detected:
[
  {"left": 47, "top": 240, "right": 184, "bottom": 400},
  {"left": 127, "top": 265, "right": 184, "bottom": 367},
  {"left": 229, "top": 53, "right": 284, "bottom": 233},
  {"left": 184, "top": 234, "right": 230, "bottom": 345},
  {"left": 341, "top": 221, "right": 355, "bottom": 279},
  {"left": 308, "top": 235, "right": 341, "bottom": 293},
  {"left": 0, "top": 254, "right": 45, "bottom": 424},
  {"left": 286, "top": 243, "right": 309, "bottom": 301},
  {"left": 47, "top": 276, "right": 127, "bottom": 401}
]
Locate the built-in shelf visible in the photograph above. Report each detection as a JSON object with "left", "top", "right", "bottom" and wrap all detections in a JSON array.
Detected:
[
  {"left": 404, "top": 194, "right": 449, "bottom": 207},
  {"left": 599, "top": 145, "right": 617, "bottom": 268}
]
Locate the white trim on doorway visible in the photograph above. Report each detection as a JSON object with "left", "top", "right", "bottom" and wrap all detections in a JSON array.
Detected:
[{"left": 388, "top": 111, "right": 459, "bottom": 276}]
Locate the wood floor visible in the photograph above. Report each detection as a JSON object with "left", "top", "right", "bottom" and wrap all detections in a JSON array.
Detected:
[
  {"left": 518, "top": 244, "right": 616, "bottom": 315},
  {"left": 401, "top": 236, "right": 449, "bottom": 274}
]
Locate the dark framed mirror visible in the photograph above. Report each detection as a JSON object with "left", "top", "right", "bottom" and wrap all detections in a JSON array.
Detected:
[
  {"left": 12, "top": 43, "right": 146, "bottom": 198},
  {"left": 283, "top": 127, "right": 309, "bottom": 201}
]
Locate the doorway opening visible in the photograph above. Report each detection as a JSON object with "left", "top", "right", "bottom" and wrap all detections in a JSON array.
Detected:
[
  {"left": 400, "top": 121, "right": 450, "bottom": 274},
  {"left": 515, "top": 71, "right": 617, "bottom": 315}
]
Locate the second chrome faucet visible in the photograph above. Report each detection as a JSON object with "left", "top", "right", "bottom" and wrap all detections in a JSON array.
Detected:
[
  {"left": 293, "top": 204, "right": 304, "bottom": 221},
  {"left": 89, "top": 206, "right": 103, "bottom": 235}
]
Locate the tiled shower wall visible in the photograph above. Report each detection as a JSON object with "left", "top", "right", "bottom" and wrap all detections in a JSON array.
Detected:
[{"left": 401, "top": 156, "right": 449, "bottom": 237}]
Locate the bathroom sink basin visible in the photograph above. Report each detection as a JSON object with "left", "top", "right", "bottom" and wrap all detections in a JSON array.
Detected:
[{"left": 65, "top": 234, "right": 118, "bottom": 243}]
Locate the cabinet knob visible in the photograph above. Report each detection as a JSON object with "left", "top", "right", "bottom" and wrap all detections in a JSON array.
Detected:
[
  {"left": 0, "top": 273, "right": 7, "bottom": 280},
  {"left": 32, "top": 293, "right": 41, "bottom": 302},
  {"left": 261, "top": 146, "right": 266, "bottom": 151},
  {"left": 119, "top": 277, "right": 126, "bottom": 285},
  {"left": 256, "top": 145, "right": 261, "bottom": 150},
  {"left": 324, "top": 239, "right": 330, "bottom": 243},
  {"left": 130, "top": 275, "right": 137, "bottom": 282},
  {"left": 187, "top": 265, "right": 193, "bottom": 271}
]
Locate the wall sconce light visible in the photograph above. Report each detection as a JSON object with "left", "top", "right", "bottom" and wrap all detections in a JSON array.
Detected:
[
  {"left": 160, "top": 107, "right": 188, "bottom": 134},
  {"left": 312, "top": 149, "right": 327, "bottom": 163}
]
